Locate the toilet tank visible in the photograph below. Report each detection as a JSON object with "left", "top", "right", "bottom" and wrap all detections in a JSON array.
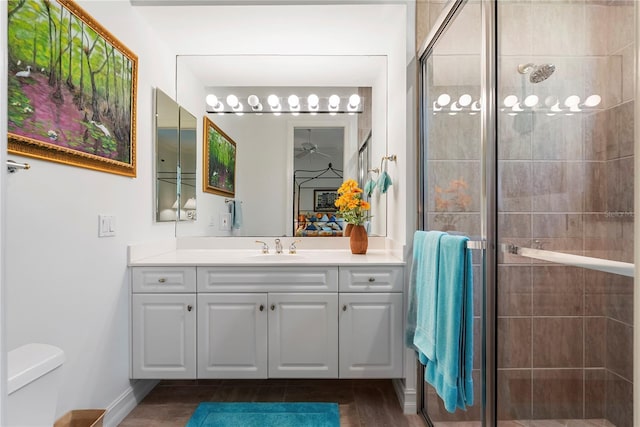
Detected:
[{"left": 8, "top": 343, "right": 65, "bottom": 427}]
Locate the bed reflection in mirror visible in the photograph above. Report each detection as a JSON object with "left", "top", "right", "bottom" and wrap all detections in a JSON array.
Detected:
[{"left": 293, "top": 127, "right": 344, "bottom": 236}]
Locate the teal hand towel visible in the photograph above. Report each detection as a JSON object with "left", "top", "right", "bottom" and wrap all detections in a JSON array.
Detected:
[
  {"left": 408, "top": 230, "right": 445, "bottom": 364},
  {"left": 377, "top": 171, "right": 392, "bottom": 194},
  {"left": 232, "top": 201, "right": 243, "bottom": 229},
  {"left": 364, "top": 177, "right": 377, "bottom": 198},
  {"left": 424, "top": 234, "right": 474, "bottom": 412}
]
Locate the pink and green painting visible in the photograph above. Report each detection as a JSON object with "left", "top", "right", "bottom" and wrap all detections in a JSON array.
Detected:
[{"left": 7, "top": 0, "right": 137, "bottom": 176}]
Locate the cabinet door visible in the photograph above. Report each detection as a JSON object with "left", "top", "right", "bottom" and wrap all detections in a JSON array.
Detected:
[
  {"left": 198, "top": 293, "right": 268, "bottom": 379},
  {"left": 268, "top": 293, "right": 338, "bottom": 378},
  {"left": 339, "top": 293, "right": 403, "bottom": 378},
  {"left": 131, "top": 294, "right": 196, "bottom": 379}
]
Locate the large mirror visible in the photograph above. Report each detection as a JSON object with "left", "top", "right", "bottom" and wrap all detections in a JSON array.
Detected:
[
  {"left": 174, "top": 55, "right": 388, "bottom": 238},
  {"left": 155, "top": 88, "right": 197, "bottom": 222}
]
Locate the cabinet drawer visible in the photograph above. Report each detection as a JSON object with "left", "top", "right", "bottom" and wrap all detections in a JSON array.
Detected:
[
  {"left": 339, "top": 266, "right": 403, "bottom": 292},
  {"left": 132, "top": 267, "right": 196, "bottom": 293},
  {"left": 197, "top": 267, "right": 338, "bottom": 292}
]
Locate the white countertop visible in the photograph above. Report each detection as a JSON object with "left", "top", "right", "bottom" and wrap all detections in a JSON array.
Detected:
[{"left": 128, "top": 249, "right": 404, "bottom": 267}]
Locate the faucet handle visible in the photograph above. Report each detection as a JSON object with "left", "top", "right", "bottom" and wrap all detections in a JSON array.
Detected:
[
  {"left": 255, "top": 240, "right": 269, "bottom": 254},
  {"left": 289, "top": 240, "right": 301, "bottom": 254}
]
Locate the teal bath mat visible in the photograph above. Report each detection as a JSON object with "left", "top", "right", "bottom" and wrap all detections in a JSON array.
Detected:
[{"left": 186, "top": 402, "right": 340, "bottom": 427}]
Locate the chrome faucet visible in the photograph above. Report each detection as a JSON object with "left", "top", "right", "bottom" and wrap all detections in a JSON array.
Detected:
[
  {"left": 255, "top": 240, "right": 269, "bottom": 254},
  {"left": 289, "top": 240, "right": 301, "bottom": 254},
  {"left": 275, "top": 238, "right": 283, "bottom": 254}
]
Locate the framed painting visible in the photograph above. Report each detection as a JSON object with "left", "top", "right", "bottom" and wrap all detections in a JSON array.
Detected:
[
  {"left": 314, "top": 189, "right": 338, "bottom": 212},
  {"left": 7, "top": 0, "right": 138, "bottom": 177},
  {"left": 203, "top": 116, "right": 236, "bottom": 197}
]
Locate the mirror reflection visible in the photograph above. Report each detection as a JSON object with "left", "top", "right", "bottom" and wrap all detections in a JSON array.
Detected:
[
  {"left": 155, "top": 88, "right": 197, "bottom": 222},
  {"left": 174, "top": 55, "right": 387, "bottom": 238},
  {"left": 155, "top": 89, "right": 179, "bottom": 222},
  {"left": 293, "top": 127, "right": 345, "bottom": 237}
]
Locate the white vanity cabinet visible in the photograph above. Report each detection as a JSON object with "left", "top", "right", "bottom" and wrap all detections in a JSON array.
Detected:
[
  {"left": 268, "top": 292, "right": 338, "bottom": 378},
  {"left": 130, "top": 262, "right": 403, "bottom": 380},
  {"left": 338, "top": 266, "right": 404, "bottom": 378},
  {"left": 197, "top": 267, "right": 339, "bottom": 379},
  {"left": 131, "top": 267, "right": 197, "bottom": 379},
  {"left": 198, "top": 293, "right": 268, "bottom": 378}
]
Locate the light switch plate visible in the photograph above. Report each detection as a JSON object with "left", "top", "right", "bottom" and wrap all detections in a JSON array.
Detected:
[{"left": 99, "top": 214, "right": 116, "bottom": 237}]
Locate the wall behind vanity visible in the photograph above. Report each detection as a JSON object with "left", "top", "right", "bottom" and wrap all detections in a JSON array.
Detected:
[{"left": 3, "top": 1, "right": 412, "bottom": 424}]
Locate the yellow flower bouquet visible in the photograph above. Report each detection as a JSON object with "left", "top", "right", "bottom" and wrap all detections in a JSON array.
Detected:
[{"left": 334, "top": 179, "right": 371, "bottom": 226}]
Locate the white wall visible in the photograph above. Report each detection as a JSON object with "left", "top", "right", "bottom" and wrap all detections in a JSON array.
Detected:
[{"left": 4, "top": 0, "right": 177, "bottom": 422}]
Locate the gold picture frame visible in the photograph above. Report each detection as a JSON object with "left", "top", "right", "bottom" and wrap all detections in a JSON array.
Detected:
[
  {"left": 7, "top": 0, "right": 138, "bottom": 177},
  {"left": 203, "top": 116, "right": 236, "bottom": 197}
]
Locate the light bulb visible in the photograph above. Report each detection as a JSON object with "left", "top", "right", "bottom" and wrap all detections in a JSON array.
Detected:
[
  {"left": 205, "top": 94, "right": 219, "bottom": 108},
  {"left": 544, "top": 96, "right": 558, "bottom": 108},
  {"left": 503, "top": 95, "right": 518, "bottom": 108},
  {"left": 267, "top": 94, "right": 280, "bottom": 109},
  {"left": 348, "top": 94, "right": 361, "bottom": 108},
  {"left": 433, "top": 101, "right": 442, "bottom": 112},
  {"left": 524, "top": 95, "right": 539, "bottom": 107},
  {"left": 307, "top": 94, "right": 319, "bottom": 109},
  {"left": 226, "top": 94, "right": 239, "bottom": 108},
  {"left": 247, "top": 95, "right": 260, "bottom": 107},
  {"left": 328, "top": 94, "right": 340, "bottom": 109},
  {"left": 288, "top": 94, "right": 300, "bottom": 109},
  {"left": 436, "top": 93, "right": 451, "bottom": 107},
  {"left": 564, "top": 95, "right": 580, "bottom": 108},
  {"left": 471, "top": 101, "right": 481, "bottom": 111},
  {"left": 450, "top": 102, "right": 462, "bottom": 112},
  {"left": 458, "top": 94, "right": 472, "bottom": 107},
  {"left": 584, "top": 94, "right": 601, "bottom": 107}
]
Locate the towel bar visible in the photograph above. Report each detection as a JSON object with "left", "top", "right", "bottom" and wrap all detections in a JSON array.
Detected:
[
  {"left": 465, "top": 240, "right": 485, "bottom": 250},
  {"left": 501, "top": 243, "right": 634, "bottom": 277}
]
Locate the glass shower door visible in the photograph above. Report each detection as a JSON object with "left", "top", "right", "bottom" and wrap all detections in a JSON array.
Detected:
[
  {"left": 418, "top": 1, "right": 484, "bottom": 425},
  {"left": 496, "top": 1, "right": 635, "bottom": 425}
]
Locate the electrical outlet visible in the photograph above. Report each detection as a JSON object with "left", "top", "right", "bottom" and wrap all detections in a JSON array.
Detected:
[{"left": 219, "top": 213, "right": 231, "bottom": 231}]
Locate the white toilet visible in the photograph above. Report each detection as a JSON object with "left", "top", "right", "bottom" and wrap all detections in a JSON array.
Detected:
[{"left": 8, "top": 343, "right": 65, "bottom": 427}]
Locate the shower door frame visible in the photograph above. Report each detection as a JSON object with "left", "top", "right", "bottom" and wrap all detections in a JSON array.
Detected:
[{"left": 416, "top": 0, "right": 497, "bottom": 425}]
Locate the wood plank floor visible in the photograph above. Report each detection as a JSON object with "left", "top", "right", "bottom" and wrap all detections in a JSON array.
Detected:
[{"left": 118, "top": 379, "right": 426, "bottom": 427}]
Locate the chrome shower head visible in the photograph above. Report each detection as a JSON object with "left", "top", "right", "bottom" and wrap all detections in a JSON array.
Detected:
[{"left": 517, "top": 63, "right": 556, "bottom": 83}]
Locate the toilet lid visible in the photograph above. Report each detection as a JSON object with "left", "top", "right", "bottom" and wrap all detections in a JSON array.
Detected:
[{"left": 8, "top": 343, "right": 65, "bottom": 394}]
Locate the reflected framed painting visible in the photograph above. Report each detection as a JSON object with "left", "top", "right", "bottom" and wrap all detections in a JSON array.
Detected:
[
  {"left": 314, "top": 189, "right": 338, "bottom": 212},
  {"left": 7, "top": 0, "right": 138, "bottom": 177},
  {"left": 203, "top": 116, "right": 236, "bottom": 197}
]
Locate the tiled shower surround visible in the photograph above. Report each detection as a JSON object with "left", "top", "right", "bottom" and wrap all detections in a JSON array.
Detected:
[{"left": 419, "top": 1, "right": 634, "bottom": 426}]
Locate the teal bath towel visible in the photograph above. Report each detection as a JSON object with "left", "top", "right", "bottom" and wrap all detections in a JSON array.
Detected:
[
  {"left": 364, "top": 177, "right": 377, "bottom": 198},
  {"left": 424, "top": 234, "right": 474, "bottom": 412},
  {"left": 406, "top": 230, "right": 445, "bottom": 365}
]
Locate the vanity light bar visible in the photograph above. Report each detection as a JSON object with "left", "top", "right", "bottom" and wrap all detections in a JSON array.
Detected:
[{"left": 205, "top": 94, "right": 363, "bottom": 115}]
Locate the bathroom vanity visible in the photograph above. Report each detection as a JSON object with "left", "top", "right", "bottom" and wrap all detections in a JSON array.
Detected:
[{"left": 129, "top": 245, "right": 404, "bottom": 381}]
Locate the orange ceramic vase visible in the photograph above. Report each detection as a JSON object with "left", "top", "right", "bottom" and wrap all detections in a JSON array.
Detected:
[
  {"left": 343, "top": 223, "right": 354, "bottom": 237},
  {"left": 349, "top": 225, "right": 368, "bottom": 254}
]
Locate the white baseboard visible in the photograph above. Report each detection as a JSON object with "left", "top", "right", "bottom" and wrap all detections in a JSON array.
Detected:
[
  {"left": 103, "top": 379, "right": 159, "bottom": 427},
  {"left": 392, "top": 378, "right": 417, "bottom": 415}
]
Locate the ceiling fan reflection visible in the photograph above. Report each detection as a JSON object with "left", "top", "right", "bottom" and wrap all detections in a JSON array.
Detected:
[{"left": 295, "top": 129, "right": 331, "bottom": 159}]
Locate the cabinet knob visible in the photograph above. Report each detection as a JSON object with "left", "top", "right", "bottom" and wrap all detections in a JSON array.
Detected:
[
  {"left": 270, "top": 304, "right": 275, "bottom": 311},
  {"left": 342, "top": 305, "right": 347, "bottom": 311},
  {"left": 158, "top": 278, "right": 166, "bottom": 283},
  {"left": 187, "top": 305, "right": 193, "bottom": 312},
  {"left": 368, "top": 277, "right": 375, "bottom": 282},
  {"left": 259, "top": 304, "right": 264, "bottom": 312}
]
